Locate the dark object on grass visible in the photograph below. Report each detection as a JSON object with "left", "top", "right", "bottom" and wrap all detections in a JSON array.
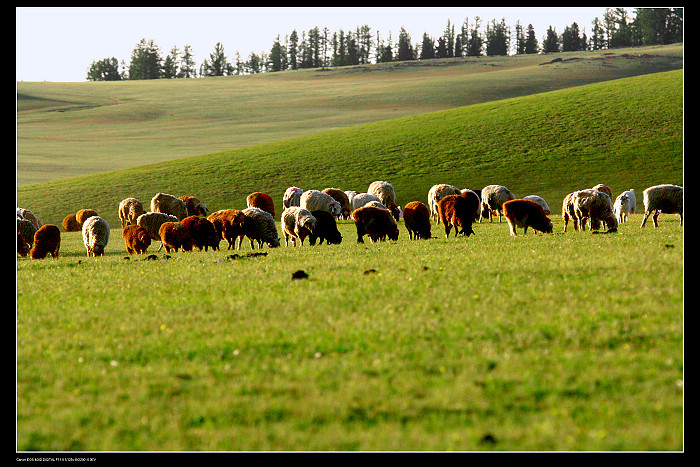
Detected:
[{"left": 291, "top": 270, "right": 309, "bottom": 279}]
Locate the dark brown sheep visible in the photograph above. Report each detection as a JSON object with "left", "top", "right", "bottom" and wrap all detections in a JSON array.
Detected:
[
  {"left": 158, "top": 222, "right": 194, "bottom": 253},
  {"left": 207, "top": 209, "right": 246, "bottom": 250},
  {"left": 178, "top": 195, "right": 208, "bottom": 217},
  {"left": 437, "top": 191, "right": 479, "bottom": 238},
  {"left": 322, "top": 188, "right": 352, "bottom": 220},
  {"left": 30, "top": 224, "right": 61, "bottom": 259},
  {"left": 246, "top": 192, "right": 275, "bottom": 218},
  {"left": 502, "top": 199, "right": 554, "bottom": 236},
  {"left": 181, "top": 215, "right": 220, "bottom": 251},
  {"left": 403, "top": 201, "right": 432, "bottom": 240},
  {"left": 351, "top": 205, "right": 399, "bottom": 243},
  {"left": 122, "top": 225, "right": 151, "bottom": 254},
  {"left": 309, "top": 210, "right": 342, "bottom": 245},
  {"left": 62, "top": 214, "right": 80, "bottom": 232}
]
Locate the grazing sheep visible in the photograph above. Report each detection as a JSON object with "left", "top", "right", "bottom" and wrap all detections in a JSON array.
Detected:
[
  {"left": 300, "top": 190, "right": 342, "bottom": 218},
  {"left": 351, "top": 193, "right": 385, "bottom": 211},
  {"left": 281, "top": 207, "right": 317, "bottom": 246},
  {"left": 247, "top": 192, "right": 276, "bottom": 218},
  {"left": 62, "top": 214, "right": 80, "bottom": 232},
  {"left": 17, "top": 218, "right": 37, "bottom": 248},
  {"left": 178, "top": 195, "right": 208, "bottom": 217},
  {"left": 461, "top": 189, "right": 483, "bottom": 220},
  {"left": 122, "top": 224, "right": 151, "bottom": 254},
  {"left": 75, "top": 209, "right": 99, "bottom": 228},
  {"left": 351, "top": 205, "right": 399, "bottom": 243},
  {"left": 640, "top": 184, "right": 683, "bottom": 228},
  {"left": 309, "top": 210, "right": 342, "bottom": 245},
  {"left": 572, "top": 189, "right": 618, "bottom": 233},
  {"left": 480, "top": 185, "right": 516, "bottom": 222},
  {"left": 522, "top": 195, "right": 551, "bottom": 215},
  {"left": 17, "top": 208, "right": 42, "bottom": 230},
  {"left": 181, "top": 215, "right": 220, "bottom": 251},
  {"left": 82, "top": 216, "right": 110, "bottom": 257},
  {"left": 368, "top": 180, "right": 401, "bottom": 221},
  {"left": 613, "top": 189, "right": 636, "bottom": 223},
  {"left": 322, "top": 188, "right": 352, "bottom": 219},
  {"left": 428, "top": 184, "right": 462, "bottom": 223},
  {"left": 592, "top": 184, "right": 613, "bottom": 199},
  {"left": 502, "top": 199, "right": 553, "bottom": 236},
  {"left": 159, "top": 222, "right": 194, "bottom": 252},
  {"left": 344, "top": 190, "right": 358, "bottom": 206},
  {"left": 283, "top": 186, "right": 304, "bottom": 208},
  {"left": 240, "top": 207, "right": 280, "bottom": 249},
  {"left": 30, "top": 224, "right": 60, "bottom": 259},
  {"left": 136, "top": 212, "right": 179, "bottom": 241},
  {"left": 17, "top": 232, "right": 31, "bottom": 257},
  {"left": 151, "top": 192, "right": 188, "bottom": 220},
  {"left": 437, "top": 191, "right": 480, "bottom": 238},
  {"left": 403, "top": 201, "right": 432, "bottom": 240},
  {"left": 118, "top": 198, "right": 145, "bottom": 228},
  {"left": 562, "top": 192, "right": 579, "bottom": 232},
  {"left": 207, "top": 209, "right": 246, "bottom": 250}
]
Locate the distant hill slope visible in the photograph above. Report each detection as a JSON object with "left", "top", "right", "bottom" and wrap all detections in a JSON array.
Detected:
[
  {"left": 17, "top": 69, "right": 683, "bottom": 227},
  {"left": 16, "top": 44, "right": 682, "bottom": 185}
]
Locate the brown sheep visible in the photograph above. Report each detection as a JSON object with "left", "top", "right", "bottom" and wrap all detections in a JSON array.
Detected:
[
  {"left": 246, "top": 192, "right": 275, "bottom": 218},
  {"left": 122, "top": 225, "right": 151, "bottom": 254},
  {"left": 403, "top": 201, "right": 432, "bottom": 240},
  {"left": 179, "top": 195, "right": 208, "bottom": 217},
  {"left": 75, "top": 209, "right": 99, "bottom": 228},
  {"left": 30, "top": 224, "right": 61, "bottom": 259},
  {"left": 561, "top": 192, "right": 579, "bottom": 232},
  {"left": 502, "top": 199, "right": 554, "bottom": 236},
  {"left": 17, "top": 232, "right": 31, "bottom": 257},
  {"left": 592, "top": 184, "right": 613, "bottom": 199},
  {"left": 207, "top": 209, "right": 246, "bottom": 250},
  {"left": 62, "top": 214, "right": 80, "bottom": 232},
  {"left": 119, "top": 198, "right": 145, "bottom": 228},
  {"left": 181, "top": 215, "right": 220, "bottom": 251},
  {"left": 351, "top": 205, "right": 399, "bottom": 243},
  {"left": 17, "top": 218, "right": 37, "bottom": 248},
  {"left": 322, "top": 188, "right": 352, "bottom": 220},
  {"left": 158, "top": 222, "right": 194, "bottom": 253},
  {"left": 437, "top": 191, "right": 480, "bottom": 238}
]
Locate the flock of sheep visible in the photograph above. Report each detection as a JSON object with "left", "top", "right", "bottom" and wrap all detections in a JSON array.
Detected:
[{"left": 17, "top": 181, "right": 683, "bottom": 260}]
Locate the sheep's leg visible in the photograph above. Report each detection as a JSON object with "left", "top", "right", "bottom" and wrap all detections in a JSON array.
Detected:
[{"left": 640, "top": 210, "right": 651, "bottom": 228}]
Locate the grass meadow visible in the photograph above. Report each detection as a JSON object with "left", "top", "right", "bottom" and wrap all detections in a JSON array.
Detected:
[{"left": 17, "top": 214, "right": 683, "bottom": 451}]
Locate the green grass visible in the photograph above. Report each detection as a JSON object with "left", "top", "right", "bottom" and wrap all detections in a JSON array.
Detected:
[{"left": 16, "top": 215, "right": 683, "bottom": 451}]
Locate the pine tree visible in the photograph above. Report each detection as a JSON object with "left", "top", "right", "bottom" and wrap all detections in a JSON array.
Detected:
[
  {"left": 288, "top": 30, "right": 299, "bottom": 70},
  {"left": 590, "top": 17, "right": 606, "bottom": 50},
  {"left": 202, "top": 42, "right": 231, "bottom": 76},
  {"left": 162, "top": 46, "right": 179, "bottom": 79},
  {"left": 524, "top": 24, "right": 538, "bottom": 54},
  {"left": 542, "top": 26, "right": 559, "bottom": 53},
  {"left": 465, "top": 17, "right": 483, "bottom": 57},
  {"left": 420, "top": 33, "right": 435, "bottom": 60},
  {"left": 269, "top": 35, "right": 285, "bottom": 72},
  {"left": 86, "top": 57, "right": 122, "bottom": 81},
  {"left": 179, "top": 45, "right": 196, "bottom": 78},
  {"left": 397, "top": 27, "right": 414, "bottom": 61},
  {"left": 128, "top": 38, "right": 163, "bottom": 80},
  {"left": 485, "top": 18, "right": 509, "bottom": 56}
]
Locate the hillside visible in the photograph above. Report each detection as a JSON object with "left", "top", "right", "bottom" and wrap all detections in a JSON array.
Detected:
[
  {"left": 17, "top": 69, "right": 683, "bottom": 227},
  {"left": 16, "top": 44, "right": 683, "bottom": 185}
]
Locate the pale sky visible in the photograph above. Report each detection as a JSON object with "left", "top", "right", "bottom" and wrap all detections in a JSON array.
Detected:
[{"left": 16, "top": 7, "right": 611, "bottom": 82}]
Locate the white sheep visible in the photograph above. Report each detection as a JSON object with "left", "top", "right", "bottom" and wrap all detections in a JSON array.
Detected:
[
  {"left": 428, "top": 184, "right": 462, "bottom": 223},
  {"left": 523, "top": 195, "right": 551, "bottom": 214},
  {"left": 613, "top": 189, "right": 636, "bottom": 223},
  {"left": 82, "top": 216, "right": 110, "bottom": 257},
  {"left": 480, "top": 185, "right": 516, "bottom": 223},
  {"left": 17, "top": 208, "right": 42, "bottom": 230},
  {"left": 351, "top": 193, "right": 385, "bottom": 211},
  {"left": 150, "top": 192, "right": 188, "bottom": 220},
  {"left": 118, "top": 197, "right": 145, "bottom": 228},
  {"left": 300, "top": 190, "right": 342, "bottom": 217},
  {"left": 571, "top": 189, "right": 617, "bottom": 232},
  {"left": 640, "top": 184, "right": 683, "bottom": 228},
  {"left": 281, "top": 206, "right": 317, "bottom": 246},
  {"left": 344, "top": 190, "right": 358, "bottom": 207},
  {"left": 241, "top": 207, "right": 280, "bottom": 249},
  {"left": 136, "top": 212, "right": 179, "bottom": 242},
  {"left": 368, "top": 180, "right": 400, "bottom": 220},
  {"left": 283, "top": 186, "right": 304, "bottom": 209}
]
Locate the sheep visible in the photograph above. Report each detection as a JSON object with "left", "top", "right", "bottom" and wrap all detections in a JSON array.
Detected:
[
  {"left": 136, "top": 212, "right": 179, "bottom": 241},
  {"left": 368, "top": 180, "right": 401, "bottom": 221},
  {"left": 562, "top": 192, "right": 579, "bottom": 232},
  {"left": 300, "top": 190, "right": 342, "bottom": 218},
  {"left": 17, "top": 218, "right": 37, "bottom": 248},
  {"left": 344, "top": 190, "right": 358, "bottom": 206},
  {"left": 118, "top": 198, "right": 145, "bottom": 228},
  {"left": 151, "top": 192, "right": 188, "bottom": 220},
  {"left": 178, "top": 195, "right": 208, "bottom": 217},
  {"left": 437, "top": 191, "right": 480, "bottom": 238},
  {"left": 427, "top": 184, "right": 462, "bottom": 223},
  {"left": 30, "top": 224, "right": 60, "bottom": 259},
  {"left": 350, "top": 193, "right": 384, "bottom": 211},
  {"left": 403, "top": 201, "right": 432, "bottom": 240},
  {"left": 281, "top": 207, "right": 317, "bottom": 246},
  {"left": 613, "top": 189, "right": 636, "bottom": 223},
  {"left": 592, "top": 184, "right": 613, "bottom": 199},
  {"left": 158, "top": 222, "right": 194, "bottom": 252},
  {"left": 17, "top": 208, "right": 42, "bottom": 230},
  {"left": 322, "top": 188, "right": 352, "bottom": 219},
  {"left": 75, "top": 209, "right": 98, "bottom": 228},
  {"left": 207, "top": 209, "right": 246, "bottom": 250},
  {"left": 283, "top": 186, "right": 304, "bottom": 209},
  {"left": 122, "top": 224, "right": 151, "bottom": 254},
  {"left": 308, "top": 210, "right": 342, "bottom": 245},
  {"left": 351, "top": 205, "right": 399, "bottom": 243},
  {"left": 181, "top": 215, "right": 220, "bottom": 251},
  {"left": 522, "top": 195, "right": 551, "bottom": 215},
  {"left": 82, "top": 216, "right": 110, "bottom": 257},
  {"left": 62, "top": 214, "right": 80, "bottom": 232},
  {"left": 247, "top": 192, "right": 276, "bottom": 218},
  {"left": 480, "top": 185, "right": 516, "bottom": 222},
  {"left": 572, "top": 189, "right": 618, "bottom": 233},
  {"left": 17, "top": 232, "right": 31, "bottom": 257},
  {"left": 461, "top": 189, "right": 483, "bottom": 220},
  {"left": 640, "top": 184, "right": 683, "bottom": 228},
  {"left": 502, "top": 199, "right": 553, "bottom": 236},
  {"left": 240, "top": 207, "right": 280, "bottom": 249}
]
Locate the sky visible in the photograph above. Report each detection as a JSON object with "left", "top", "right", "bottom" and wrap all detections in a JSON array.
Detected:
[{"left": 16, "top": 7, "right": 613, "bottom": 82}]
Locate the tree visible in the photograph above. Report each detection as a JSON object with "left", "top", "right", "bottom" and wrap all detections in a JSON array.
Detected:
[
  {"left": 201, "top": 42, "right": 232, "bottom": 76},
  {"left": 396, "top": 27, "right": 414, "bottom": 61},
  {"left": 420, "top": 32, "right": 435, "bottom": 60},
  {"left": 542, "top": 26, "right": 559, "bottom": 53},
  {"left": 288, "top": 30, "right": 299, "bottom": 70},
  {"left": 524, "top": 24, "right": 538, "bottom": 54},
  {"left": 179, "top": 45, "right": 197, "bottom": 78},
  {"left": 465, "top": 17, "right": 483, "bottom": 57},
  {"left": 86, "top": 57, "right": 122, "bottom": 81},
  {"left": 128, "top": 38, "right": 162, "bottom": 80},
  {"left": 590, "top": 17, "right": 606, "bottom": 50},
  {"left": 162, "top": 46, "right": 179, "bottom": 79},
  {"left": 485, "top": 18, "right": 509, "bottom": 56},
  {"left": 561, "top": 22, "right": 582, "bottom": 51},
  {"left": 634, "top": 8, "right": 683, "bottom": 45},
  {"left": 269, "top": 35, "right": 285, "bottom": 72},
  {"left": 514, "top": 21, "right": 526, "bottom": 55}
]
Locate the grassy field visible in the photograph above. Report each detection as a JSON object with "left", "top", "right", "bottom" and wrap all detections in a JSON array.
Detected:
[{"left": 16, "top": 214, "right": 683, "bottom": 451}]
